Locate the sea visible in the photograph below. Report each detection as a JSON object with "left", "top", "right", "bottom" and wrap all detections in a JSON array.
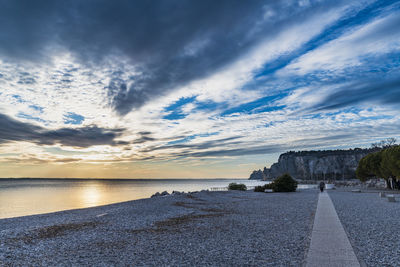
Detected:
[{"left": 0, "top": 178, "right": 271, "bottom": 219}]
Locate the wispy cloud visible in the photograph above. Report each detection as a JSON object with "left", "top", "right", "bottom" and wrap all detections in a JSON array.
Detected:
[{"left": 309, "top": 78, "right": 400, "bottom": 111}]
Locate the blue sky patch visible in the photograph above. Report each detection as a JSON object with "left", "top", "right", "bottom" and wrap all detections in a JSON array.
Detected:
[
  {"left": 12, "top": 95, "right": 25, "bottom": 103},
  {"left": 163, "top": 96, "right": 224, "bottom": 120},
  {"left": 163, "top": 112, "right": 186, "bottom": 121},
  {"left": 163, "top": 96, "right": 196, "bottom": 120},
  {"left": 221, "top": 93, "right": 287, "bottom": 116},
  {"left": 193, "top": 100, "right": 224, "bottom": 112},
  {"left": 29, "top": 105, "right": 44, "bottom": 113},
  {"left": 165, "top": 96, "right": 196, "bottom": 112},
  {"left": 17, "top": 112, "right": 46, "bottom": 123},
  {"left": 167, "top": 132, "right": 219, "bottom": 145},
  {"left": 64, "top": 112, "right": 85, "bottom": 125},
  {"left": 167, "top": 135, "right": 196, "bottom": 145}
]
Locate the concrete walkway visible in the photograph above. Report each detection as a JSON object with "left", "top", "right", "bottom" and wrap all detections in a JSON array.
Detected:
[{"left": 306, "top": 192, "right": 360, "bottom": 267}]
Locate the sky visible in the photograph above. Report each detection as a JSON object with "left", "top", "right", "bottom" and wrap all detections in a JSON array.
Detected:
[{"left": 0, "top": 0, "right": 399, "bottom": 178}]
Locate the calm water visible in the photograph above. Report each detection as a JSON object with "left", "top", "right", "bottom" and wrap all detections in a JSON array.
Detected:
[{"left": 0, "top": 178, "right": 269, "bottom": 219}]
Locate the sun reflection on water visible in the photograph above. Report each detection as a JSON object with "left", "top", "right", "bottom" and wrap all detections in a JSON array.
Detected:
[{"left": 80, "top": 183, "right": 101, "bottom": 207}]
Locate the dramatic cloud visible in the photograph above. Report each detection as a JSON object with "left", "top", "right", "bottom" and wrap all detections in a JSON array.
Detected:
[
  {"left": 0, "top": 0, "right": 347, "bottom": 115},
  {"left": 0, "top": 0, "right": 399, "bottom": 178},
  {"left": 0, "top": 114, "right": 125, "bottom": 148}
]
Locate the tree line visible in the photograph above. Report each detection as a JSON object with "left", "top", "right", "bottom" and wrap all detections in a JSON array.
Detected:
[{"left": 356, "top": 138, "right": 400, "bottom": 189}]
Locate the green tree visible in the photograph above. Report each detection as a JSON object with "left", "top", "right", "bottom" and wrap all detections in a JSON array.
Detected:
[
  {"left": 357, "top": 145, "right": 400, "bottom": 189},
  {"left": 381, "top": 149, "right": 393, "bottom": 180},
  {"left": 368, "top": 152, "right": 384, "bottom": 177},
  {"left": 391, "top": 146, "right": 400, "bottom": 178},
  {"left": 356, "top": 152, "right": 382, "bottom": 181},
  {"left": 356, "top": 156, "right": 370, "bottom": 182},
  {"left": 381, "top": 146, "right": 400, "bottom": 178}
]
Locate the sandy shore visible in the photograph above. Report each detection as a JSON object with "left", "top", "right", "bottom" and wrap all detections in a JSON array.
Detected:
[{"left": 0, "top": 190, "right": 318, "bottom": 266}]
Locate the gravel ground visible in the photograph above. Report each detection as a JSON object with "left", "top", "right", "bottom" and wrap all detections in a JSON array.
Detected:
[
  {"left": 329, "top": 190, "right": 400, "bottom": 267},
  {"left": 0, "top": 190, "right": 317, "bottom": 266}
]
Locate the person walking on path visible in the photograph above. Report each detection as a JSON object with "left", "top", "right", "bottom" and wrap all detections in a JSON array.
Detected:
[{"left": 319, "top": 181, "right": 325, "bottom": 192}]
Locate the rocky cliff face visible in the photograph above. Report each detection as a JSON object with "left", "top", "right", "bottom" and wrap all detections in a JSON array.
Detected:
[{"left": 250, "top": 148, "right": 378, "bottom": 180}]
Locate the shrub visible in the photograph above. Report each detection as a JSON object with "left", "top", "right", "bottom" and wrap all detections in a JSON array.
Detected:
[
  {"left": 265, "top": 183, "right": 274, "bottom": 189},
  {"left": 228, "top": 183, "right": 247, "bottom": 191},
  {"left": 254, "top": 185, "right": 265, "bottom": 192},
  {"left": 254, "top": 183, "right": 274, "bottom": 192},
  {"left": 271, "top": 174, "right": 298, "bottom": 192}
]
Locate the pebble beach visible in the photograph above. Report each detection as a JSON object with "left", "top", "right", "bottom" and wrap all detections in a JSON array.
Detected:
[
  {"left": 1, "top": 188, "right": 399, "bottom": 266},
  {"left": 330, "top": 190, "right": 400, "bottom": 267},
  {"left": 1, "top": 190, "right": 317, "bottom": 266}
]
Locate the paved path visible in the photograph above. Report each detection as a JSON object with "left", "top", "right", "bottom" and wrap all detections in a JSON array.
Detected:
[{"left": 306, "top": 192, "right": 360, "bottom": 267}]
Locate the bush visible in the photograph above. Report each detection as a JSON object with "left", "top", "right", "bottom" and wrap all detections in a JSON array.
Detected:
[
  {"left": 228, "top": 183, "right": 247, "bottom": 191},
  {"left": 265, "top": 183, "right": 274, "bottom": 189},
  {"left": 253, "top": 175, "right": 298, "bottom": 193},
  {"left": 271, "top": 174, "right": 298, "bottom": 192},
  {"left": 254, "top": 183, "right": 274, "bottom": 192},
  {"left": 254, "top": 185, "right": 265, "bottom": 192}
]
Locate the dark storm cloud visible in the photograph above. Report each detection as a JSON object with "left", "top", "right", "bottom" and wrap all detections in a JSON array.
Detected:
[
  {"left": 0, "top": 113, "right": 125, "bottom": 148},
  {"left": 312, "top": 78, "right": 400, "bottom": 111},
  {"left": 0, "top": 0, "right": 345, "bottom": 115}
]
